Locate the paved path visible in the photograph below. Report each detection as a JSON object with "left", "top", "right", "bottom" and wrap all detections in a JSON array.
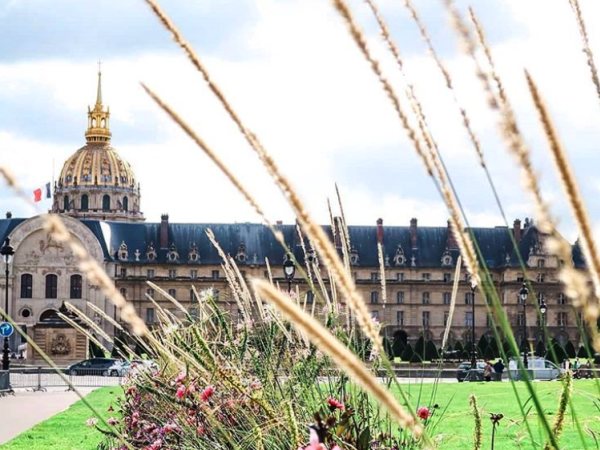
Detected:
[{"left": 0, "top": 388, "right": 96, "bottom": 445}]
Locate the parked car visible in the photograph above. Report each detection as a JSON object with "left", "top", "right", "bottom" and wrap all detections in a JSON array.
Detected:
[
  {"left": 508, "top": 357, "right": 564, "bottom": 381},
  {"left": 67, "top": 358, "right": 124, "bottom": 377},
  {"left": 120, "top": 359, "right": 158, "bottom": 375},
  {"left": 457, "top": 361, "right": 486, "bottom": 382}
]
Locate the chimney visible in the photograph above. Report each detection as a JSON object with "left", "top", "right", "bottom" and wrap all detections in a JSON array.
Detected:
[
  {"left": 446, "top": 219, "right": 458, "bottom": 250},
  {"left": 160, "top": 214, "right": 169, "bottom": 249},
  {"left": 513, "top": 219, "right": 522, "bottom": 242},
  {"left": 410, "top": 218, "right": 418, "bottom": 250},
  {"left": 333, "top": 216, "right": 343, "bottom": 248},
  {"left": 276, "top": 220, "right": 283, "bottom": 226},
  {"left": 376, "top": 218, "right": 384, "bottom": 244},
  {"left": 5, "top": 212, "right": 12, "bottom": 219}
]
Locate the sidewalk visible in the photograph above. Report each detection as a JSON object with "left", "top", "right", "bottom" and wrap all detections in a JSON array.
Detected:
[{"left": 0, "top": 387, "right": 96, "bottom": 445}]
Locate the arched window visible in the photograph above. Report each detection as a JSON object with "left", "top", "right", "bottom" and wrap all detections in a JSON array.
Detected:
[
  {"left": 102, "top": 195, "right": 110, "bottom": 212},
  {"left": 63, "top": 195, "right": 70, "bottom": 211},
  {"left": 70, "top": 275, "right": 82, "bottom": 299},
  {"left": 45, "top": 274, "right": 58, "bottom": 299},
  {"left": 20, "top": 274, "right": 33, "bottom": 298},
  {"left": 81, "top": 194, "right": 89, "bottom": 211},
  {"left": 123, "top": 196, "right": 128, "bottom": 212}
]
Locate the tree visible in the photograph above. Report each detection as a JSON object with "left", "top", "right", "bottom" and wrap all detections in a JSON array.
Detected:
[
  {"left": 502, "top": 340, "right": 515, "bottom": 358},
  {"left": 477, "top": 335, "right": 489, "bottom": 357},
  {"left": 392, "top": 336, "right": 406, "bottom": 358},
  {"left": 484, "top": 345, "right": 495, "bottom": 360},
  {"left": 425, "top": 340, "right": 439, "bottom": 361},
  {"left": 414, "top": 336, "right": 425, "bottom": 360},
  {"left": 565, "top": 341, "right": 576, "bottom": 359},
  {"left": 546, "top": 341, "right": 567, "bottom": 364},
  {"left": 577, "top": 345, "right": 591, "bottom": 358},
  {"left": 535, "top": 340, "right": 545, "bottom": 357},
  {"left": 401, "top": 343, "right": 414, "bottom": 362},
  {"left": 487, "top": 338, "right": 499, "bottom": 359},
  {"left": 454, "top": 341, "right": 464, "bottom": 354},
  {"left": 383, "top": 337, "right": 394, "bottom": 358}
]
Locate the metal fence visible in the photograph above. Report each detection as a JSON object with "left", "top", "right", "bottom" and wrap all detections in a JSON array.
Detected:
[{"left": 0, "top": 367, "right": 123, "bottom": 394}]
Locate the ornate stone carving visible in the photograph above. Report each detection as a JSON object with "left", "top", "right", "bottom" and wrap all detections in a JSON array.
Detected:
[
  {"left": 393, "top": 245, "right": 406, "bottom": 266},
  {"left": 50, "top": 333, "right": 71, "bottom": 355}
]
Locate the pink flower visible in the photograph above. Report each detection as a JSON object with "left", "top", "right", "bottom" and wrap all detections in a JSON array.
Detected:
[
  {"left": 176, "top": 385, "right": 186, "bottom": 399},
  {"left": 417, "top": 406, "right": 430, "bottom": 420},
  {"left": 298, "top": 429, "right": 341, "bottom": 450},
  {"left": 201, "top": 385, "right": 215, "bottom": 402},
  {"left": 174, "top": 372, "right": 186, "bottom": 385},
  {"left": 162, "top": 422, "right": 179, "bottom": 434},
  {"left": 107, "top": 417, "right": 119, "bottom": 426},
  {"left": 327, "top": 397, "right": 345, "bottom": 411},
  {"left": 145, "top": 439, "right": 162, "bottom": 450}
]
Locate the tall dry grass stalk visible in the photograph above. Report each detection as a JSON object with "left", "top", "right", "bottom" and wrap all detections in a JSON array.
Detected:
[
  {"left": 568, "top": 0, "right": 600, "bottom": 105},
  {"left": 64, "top": 301, "right": 114, "bottom": 343},
  {"left": 377, "top": 242, "right": 387, "bottom": 306},
  {"left": 469, "top": 394, "right": 483, "bottom": 450},
  {"left": 252, "top": 279, "right": 425, "bottom": 440},
  {"left": 441, "top": 255, "right": 462, "bottom": 350},
  {"left": 526, "top": 72, "right": 600, "bottom": 347},
  {"left": 543, "top": 371, "right": 572, "bottom": 450},
  {"left": 57, "top": 312, "right": 111, "bottom": 355}
]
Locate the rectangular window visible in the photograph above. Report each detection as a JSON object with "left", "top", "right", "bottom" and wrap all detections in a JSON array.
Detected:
[
  {"left": 486, "top": 314, "right": 493, "bottom": 328},
  {"left": 120, "top": 267, "right": 127, "bottom": 278},
  {"left": 168, "top": 288, "right": 176, "bottom": 299},
  {"left": 168, "top": 269, "right": 177, "bottom": 279},
  {"left": 264, "top": 270, "right": 269, "bottom": 279},
  {"left": 146, "top": 308, "right": 155, "bottom": 324},
  {"left": 306, "top": 291, "right": 314, "bottom": 304},
  {"left": 397, "top": 311, "right": 404, "bottom": 326},
  {"left": 119, "top": 288, "right": 127, "bottom": 299},
  {"left": 422, "top": 311, "right": 430, "bottom": 328},
  {"left": 443, "top": 273, "right": 451, "bottom": 282},
  {"left": 465, "top": 311, "right": 473, "bottom": 327},
  {"left": 517, "top": 312, "right": 525, "bottom": 326},
  {"left": 370, "top": 272, "right": 379, "bottom": 281},
  {"left": 422, "top": 292, "right": 430, "bottom": 304},
  {"left": 558, "top": 293, "right": 566, "bottom": 305},
  {"left": 444, "top": 311, "right": 449, "bottom": 326},
  {"left": 146, "top": 288, "right": 154, "bottom": 299},
  {"left": 70, "top": 275, "right": 82, "bottom": 299},
  {"left": 370, "top": 291, "right": 379, "bottom": 304},
  {"left": 147, "top": 269, "right": 155, "bottom": 279},
  {"left": 45, "top": 274, "right": 58, "bottom": 299},
  {"left": 465, "top": 292, "right": 474, "bottom": 305},
  {"left": 212, "top": 270, "right": 220, "bottom": 280},
  {"left": 189, "top": 288, "right": 195, "bottom": 301},
  {"left": 396, "top": 272, "right": 404, "bottom": 282},
  {"left": 396, "top": 291, "right": 404, "bottom": 304},
  {"left": 422, "top": 273, "right": 431, "bottom": 281},
  {"left": 372, "top": 310, "right": 379, "bottom": 321},
  {"left": 557, "top": 312, "right": 567, "bottom": 327},
  {"left": 443, "top": 292, "right": 451, "bottom": 305},
  {"left": 213, "top": 289, "right": 220, "bottom": 301},
  {"left": 537, "top": 273, "right": 545, "bottom": 283},
  {"left": 538, "top": 259, "right": 545, "bottom": 268},
  {"left": 20, "top": 274, "right": 33, "bottom": 298},
  {"left": 516, "top": 274, "right": 524, "bottom": 282},
  {"left": 190, "top": 269, "right": 198, "bottom": 279}
]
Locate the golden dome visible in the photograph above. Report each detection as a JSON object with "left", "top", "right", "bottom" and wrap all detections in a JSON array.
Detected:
[{"left": 58, "top": 143, "right": 137, "bottom": 188}]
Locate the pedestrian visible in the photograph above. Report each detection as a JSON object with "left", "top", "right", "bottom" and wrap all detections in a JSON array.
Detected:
[
  {"left": 483, "top": 361, "right": 493, "bottom": 382},
  {"left": 493, "top": 359, "right": 505, "bottom": 381},
  {"left": 574, "top": 357, "right": 581, "bottom": 370}
]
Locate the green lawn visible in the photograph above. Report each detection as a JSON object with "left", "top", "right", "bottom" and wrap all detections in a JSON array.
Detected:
[
  {"left": 396, "top": 379, "right": 600, "bottom": 450},
  {"left": 3, "top": 381, "right": 600, "bottom": 449},
  {"left": 2, "top": 387, "right": 121, "bottom": 450}
]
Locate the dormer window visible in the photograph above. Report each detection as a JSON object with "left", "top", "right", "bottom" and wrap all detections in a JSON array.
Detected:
[
  {"left": 118, "top": 241, "right": 128, "bottom": 261},
  {"left": 188, "top": 243, "right": 200, "bottom": 262},
  {"left": 167, "top": 243, "right": 179, "bottom": 262},
  {"left": 393, "top": 245, "right": 406, "bottom": 266},
  {"left": 350, "top": 247, "right": 359, "bottom": 265},
  {"left": 146, "top": 242, "right": 157, "bottom": 261},
  {"left": 236, "top": 242, "right": 247, "bottom": 263},
  {"left": 441, "top": 249, "right": 453, "bottom": 267}
]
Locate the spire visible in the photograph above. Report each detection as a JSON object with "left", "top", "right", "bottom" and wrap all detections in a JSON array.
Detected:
[
  {"left": 85, "top": 64, "right": 111, "bottom": 143},
  {"left": 96, "top": 61, "right": 103, "bottom": 106}
]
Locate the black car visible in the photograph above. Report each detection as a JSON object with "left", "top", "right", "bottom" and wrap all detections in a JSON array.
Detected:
[
  {"left": 456, "top": 361, "right": 485, "bottom": 382},
  {"left": 67, "top": 358, "right": 122, "bottom": 377}
]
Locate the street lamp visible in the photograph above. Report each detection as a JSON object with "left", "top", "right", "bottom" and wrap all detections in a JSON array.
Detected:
[
  {"left": 519, "top": 283, "right": 529, "bottom": 368},
  {"left": 470, "top": 284, "right": 476, "bottom": 369},
  {"left": 283, "top": 256, "right": 295, "bottom": 293},
  {"left": 539, "top": 299, "right": 548, "bottom": 353},
  {"left": 1, "top": 238, "right": 15, "bottom": 371}
]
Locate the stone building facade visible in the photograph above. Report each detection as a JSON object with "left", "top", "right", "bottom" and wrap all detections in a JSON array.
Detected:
[{"left": 0, "top": 72, "right": 585, "bottom": 362}]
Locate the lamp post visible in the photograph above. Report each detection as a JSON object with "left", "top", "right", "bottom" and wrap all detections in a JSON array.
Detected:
[
  {"left": 283, "top": 256, "right": 295, "bottom": 293},
  {"left": 519, "top": 283, "right": 529, "bottom": 368},
  {"left": 539, "top": 299, "right": 547, "bottom": 353},
  {"left": 1, "top": 238, "right": 15, "bottom": 371},
  {"left": 470, "top": 284, "right": 476, "bottom": 369}
]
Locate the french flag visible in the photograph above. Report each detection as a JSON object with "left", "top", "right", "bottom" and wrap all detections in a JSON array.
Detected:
[{"left": 33, "top": 182, "right": 52, "bottom": 202}]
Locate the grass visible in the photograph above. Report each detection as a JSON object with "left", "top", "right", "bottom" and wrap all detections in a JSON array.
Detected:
[
  {"left": 396, "top": 379, "right": 600, "bottom": 450},
  {"left": 2, "top": 387, "right": 121, "bottom": 450}
]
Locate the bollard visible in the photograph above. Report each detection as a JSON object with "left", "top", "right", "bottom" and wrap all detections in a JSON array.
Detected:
[{"left": 33, "top": 366, "right": 46, "bottom": 392}]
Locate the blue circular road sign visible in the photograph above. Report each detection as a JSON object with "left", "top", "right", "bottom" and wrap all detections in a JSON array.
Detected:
[{"left": 0, "top": 322, "right": 14, "bottom": 338}]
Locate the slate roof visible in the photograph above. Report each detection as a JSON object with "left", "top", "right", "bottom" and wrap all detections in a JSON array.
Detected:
[{"left": 0, "top": 217, "right": 583, "bottom": 270}]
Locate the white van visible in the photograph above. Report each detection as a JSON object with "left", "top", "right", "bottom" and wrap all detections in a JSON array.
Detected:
[{"left": 508, "top": 357, "right": 564, "bottom": 380}]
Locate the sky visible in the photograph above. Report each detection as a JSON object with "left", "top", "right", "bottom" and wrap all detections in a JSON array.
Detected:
[{"left": 1, "top": 0, "right": 600, "bottom": 241}]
